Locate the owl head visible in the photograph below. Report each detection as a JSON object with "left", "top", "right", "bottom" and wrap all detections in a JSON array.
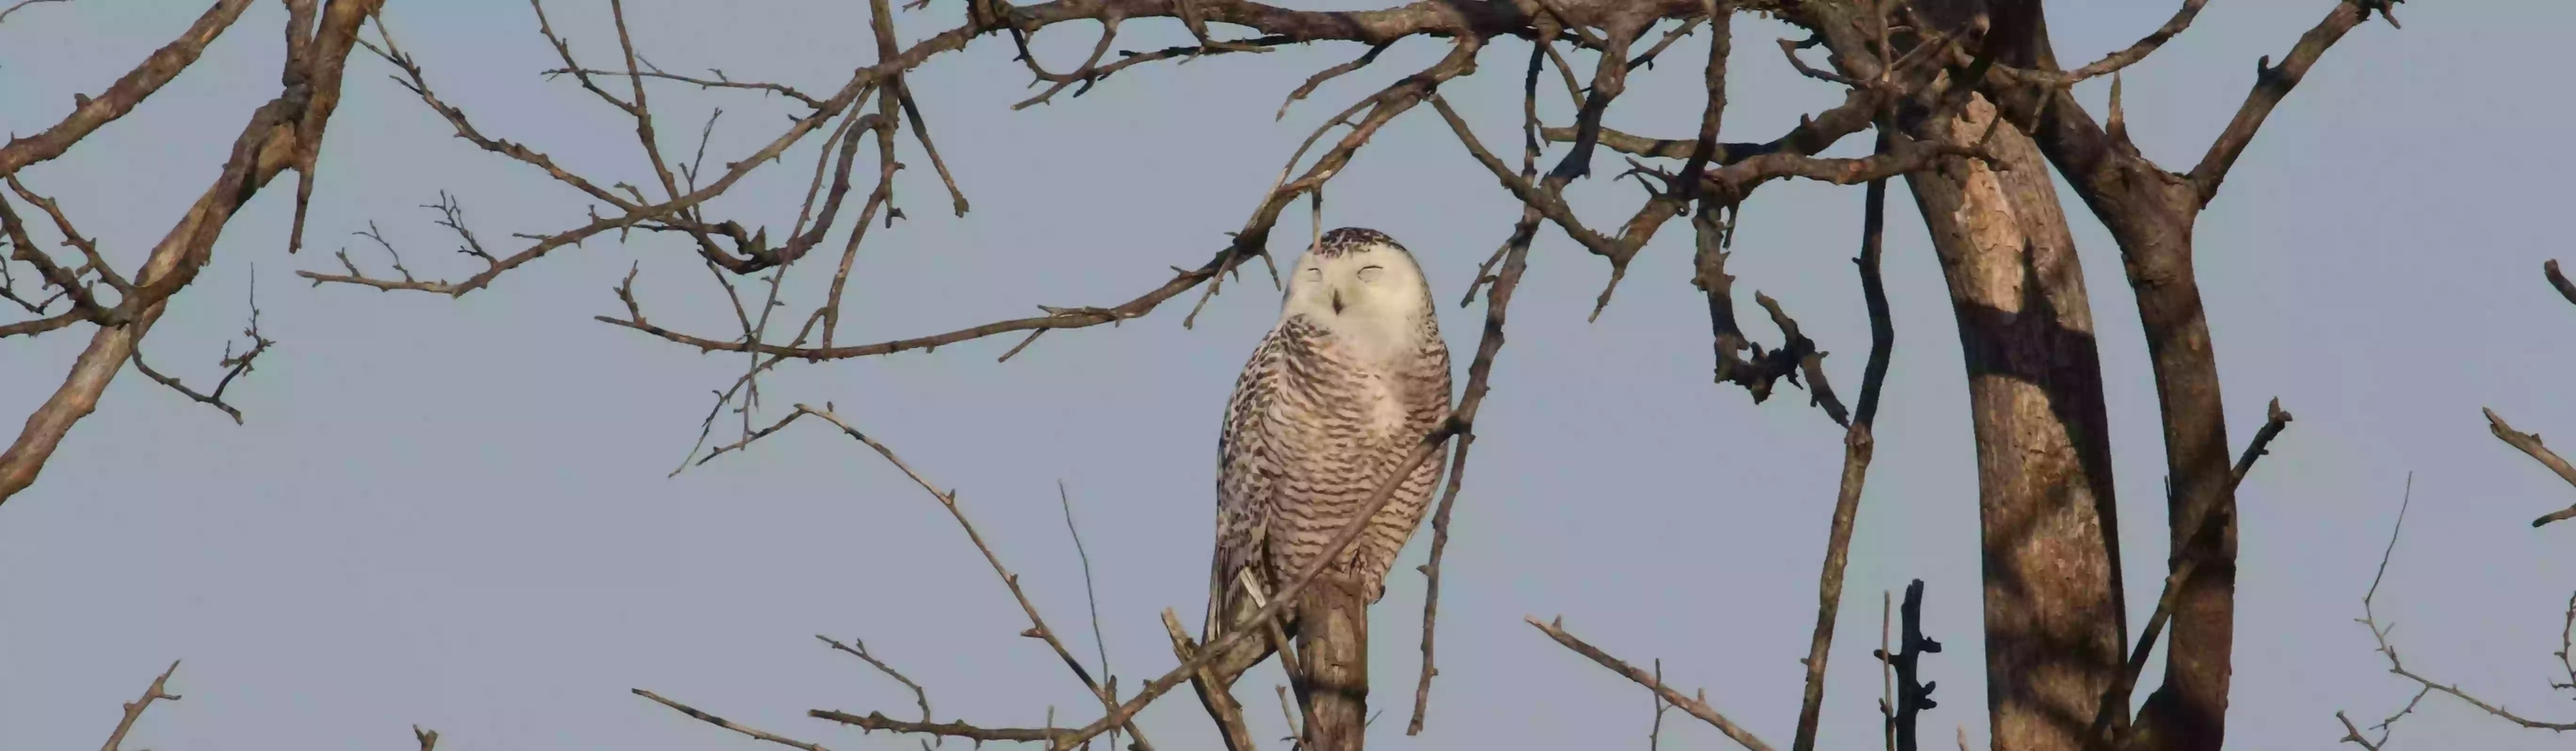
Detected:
[{"left": 1280, "top": 226, "right": 1438, "bottom": 358}]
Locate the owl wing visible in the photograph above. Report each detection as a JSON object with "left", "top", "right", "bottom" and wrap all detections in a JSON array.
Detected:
[{"left": 1209, "top": 319, "right": 1301, "bottom": 636}]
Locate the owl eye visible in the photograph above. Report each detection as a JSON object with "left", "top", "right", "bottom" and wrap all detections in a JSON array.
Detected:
[{"left": 1356, "top": 265, "right": 1385, "bottom": 283}]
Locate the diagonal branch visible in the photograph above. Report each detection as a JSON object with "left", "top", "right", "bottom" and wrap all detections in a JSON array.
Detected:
[
  {"left": 722, "top": 405, "right": 1157, "bottom": 750},
  {"left": 1990, "top": 0, "right": 2211, "bottom": 88},
  {"left": 636, "top": 689, "right": 842, "bottom": 751},
  {"left": 2089, "top": 398, "right": 2293, "bottom": 744},
  {"left": 0, "top": 0, "right": 257, "bottom": 175},
  {"left": 817, "top": 635, "right": 934, "bottom": 732},
  {"left": 1405, "top": 187, "right": 1537, "bottom": 737},
  {"left": 1529, "top": 615, "right": 1777, "bottom": 751},
  {"left": 100, "top": 660, "right": 184, "bottom": 751},
  {"left": 2484, "top": 408, "right": 2576, "bottom": 528},
  {"left": 2, "top": 0, "right": 383, "bottom": 505},
  {"left": 2187, "top": 0, "right": 2400, "bottom": 205},
  {"left": 1790, "top": 129, "right": 1899, "bottom": 751}
]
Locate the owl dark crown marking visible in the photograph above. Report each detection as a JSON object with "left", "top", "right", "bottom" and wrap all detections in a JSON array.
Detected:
[{"left": 1314, "top": 226, "right": 1402, "bottom": 258}]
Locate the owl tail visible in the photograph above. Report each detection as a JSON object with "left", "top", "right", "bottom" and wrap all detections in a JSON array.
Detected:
[{"left": 1200, "top": 566, "right": 1289, "bottom": 690}]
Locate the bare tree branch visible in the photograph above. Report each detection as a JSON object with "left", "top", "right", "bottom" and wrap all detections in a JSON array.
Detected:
[
  {"left": 2187, "top": 0, "right": 2403, "bottom": 205},
  {"left": 1790, "top": 127, "right": 1900, "bottom": 751},
  {"left": 99, "top": 660, "right": 183, "bottom": 751},
  {"left": 695, "top": 405, "right": 1155, "bottom": 749},
  {"left": 2337, "top": 473, "right": 2576, "bottom": 744},
  {"left": 1, "top": 0, "right": 383, "bottom": 505},
  {"left": 130, "top": 273, "right": 273, "bottom": 424},
  {"left": 0, "top": 0, "right": 256, "bottom": 175},
  {"left": 0, "top": 0, "right": 72, "bottom": 26},
  {"left": 1528, "top": 615, "right": 1777, "bottom": 751},
  {"left": 817, "top": 635, "right": 935, "bottom": 733},
  {"left": 637, "top": 689, "right": 843, "bottom": 751},
  {"left": 2483, "top": 408, "right": 2576, "bottom": 528}
]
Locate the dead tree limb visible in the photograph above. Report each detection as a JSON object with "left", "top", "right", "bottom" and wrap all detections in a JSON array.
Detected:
[{"left": 0, "top": 0, "right": 384, "bottom": 504}]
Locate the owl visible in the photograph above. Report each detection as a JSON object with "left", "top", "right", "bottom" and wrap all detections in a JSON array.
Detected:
[{"left": 1207, "top": 226, "right": 1454, "bottom": 652}]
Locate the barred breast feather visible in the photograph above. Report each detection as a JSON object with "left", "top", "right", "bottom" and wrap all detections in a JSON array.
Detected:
[{"left": 1210, "top": 311, "right": 1450, "bottom": 637}]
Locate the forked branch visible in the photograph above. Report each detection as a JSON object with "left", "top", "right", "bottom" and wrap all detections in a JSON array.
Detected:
[{"left": 2334, "top": 475, "right": 2576, "bottom": 745}]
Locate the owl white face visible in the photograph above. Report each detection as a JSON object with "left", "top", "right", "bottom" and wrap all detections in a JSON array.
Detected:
[{"left": 1281, "top": 227, "right": 1434, "bottom": 364}]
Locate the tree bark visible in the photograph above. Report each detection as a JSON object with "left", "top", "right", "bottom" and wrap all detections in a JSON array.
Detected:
[
  {"left": 0, "top": 0, "right": 385, "bottom": 504},
  {"left": 1297, "top": 578, "right": 1369, "bottom": 751},
  {"left": 1780, "top": 4, "right": 2131, "bottom": 747},
  {"left": 1981, "top": 4, "right": 2243, "bottom": 747},
  {"left": 1900, "top": 91, "right": 2129, "bottom": 751}
]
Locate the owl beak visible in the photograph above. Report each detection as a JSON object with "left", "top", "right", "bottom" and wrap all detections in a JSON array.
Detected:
[{"left": 1330, "top": 289, "right": 1344, "bottom": 315}]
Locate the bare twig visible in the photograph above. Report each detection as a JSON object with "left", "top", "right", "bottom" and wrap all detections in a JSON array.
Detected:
[
  {"left": 2338, "top": 472, "right": 2576, "bottom": 744},
  {"left": 2335, "top": 711, "right": 2384, "bottom": 750},
  {"left": 2090, "top": 398, "right": 2293, "bottom": 744},
  {"left": 1059, "top": 480, "right": 1120, "bottom": 751},
  {"left": 703, "top": 406, "right": 1155, "bottom": 749},
  {"left": 1529, "top": 616, "right": 1776, "bottom": 751},
  {"left": 131, "top": 273, "right": 273, "bottom": 424},
  {"left": 1649, "top": 658, "right": 1671, "bottom": 750},
  {"left": 810, "top": 708, "right": 1058, "bottom": 743},
  {"left": 100, "top": 660, "right": 183, "bottom": 751},
  {"left": 1990, "top": 0, "right": 2211, "bottom": 88},
  {"left": 818, "top": 635, "right": 934, "bottom": 730},
  {"left": 0, "top": 0, "right": 72, "bottom": 26},
  {"left": 539, "top": 66, "right": 826, "bottom": 108},
  {"left": 1405, "top": 200, "right": 1535, "bottom": 736},
  {"left": 636, "top": 689, "right": 840, "bottom": 751},
  {"left": 2231, "top": 397, "right": 2295, "bottom": 485}
]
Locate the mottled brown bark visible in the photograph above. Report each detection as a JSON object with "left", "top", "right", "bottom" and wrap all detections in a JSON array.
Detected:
[{"left": 1900, "top": 92, "right": 2129, "bottom": 751}]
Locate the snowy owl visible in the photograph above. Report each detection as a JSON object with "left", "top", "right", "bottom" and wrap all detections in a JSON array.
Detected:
[{"left": 1207, "top": 226, "right": 1454, "bottom": 652}]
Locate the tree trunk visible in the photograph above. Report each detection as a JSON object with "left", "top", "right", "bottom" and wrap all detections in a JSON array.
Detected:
[
  {"left": 1900, "top": 92, "right": 2129, "bottom": 751},
  {"left": 1984, "top": 4, "right": 2240, "bottom": 746},
  {"left": 1297, "top": 578, "right": 1369, "bottom": 751},
  {"left": 1782, "top": 4, "right": 2133, "bottom": 747}
]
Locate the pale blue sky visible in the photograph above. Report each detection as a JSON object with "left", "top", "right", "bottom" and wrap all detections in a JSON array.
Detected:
[{"left": 4, "top": 1, "right": 2571, "bottom": 749}]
